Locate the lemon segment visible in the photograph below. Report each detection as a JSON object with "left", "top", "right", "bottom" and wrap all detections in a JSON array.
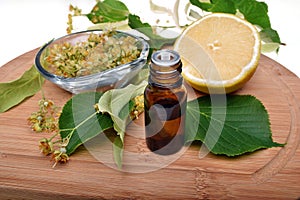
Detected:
[{"left": 174, "top": 13, "right": 261, "bottom": 94}]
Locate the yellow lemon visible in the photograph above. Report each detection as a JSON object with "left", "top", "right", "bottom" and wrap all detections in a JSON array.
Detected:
[{"left": 174, "top": 13, "right": 261, "bottom": 94}]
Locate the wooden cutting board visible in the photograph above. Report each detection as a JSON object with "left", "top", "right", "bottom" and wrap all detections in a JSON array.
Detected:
[{"left": 0, "top": 49, "right": 300, "bottom": 200}]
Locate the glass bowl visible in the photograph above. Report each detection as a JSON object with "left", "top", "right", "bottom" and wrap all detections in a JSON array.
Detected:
[{"left": 35, "top": 30, "right": 149, "bottom": 94}]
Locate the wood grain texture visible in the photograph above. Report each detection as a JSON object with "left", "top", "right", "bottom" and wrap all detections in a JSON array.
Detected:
[{"left": 0, "top": 49, "right": 300, "bottom": 199}]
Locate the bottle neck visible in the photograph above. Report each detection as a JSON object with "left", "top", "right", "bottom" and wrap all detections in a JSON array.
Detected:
[{"left": 149, "top": 50, "right": 183, "bottom": 88}]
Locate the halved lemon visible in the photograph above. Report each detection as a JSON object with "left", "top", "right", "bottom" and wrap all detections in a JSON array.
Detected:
[{"left": 174, "top": 13, "right": 261, "bottom": 94}]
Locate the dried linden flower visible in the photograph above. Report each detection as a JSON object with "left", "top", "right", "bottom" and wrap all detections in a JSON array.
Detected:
[
  {"left": 43, "top": 30, "right": 141, "bottom": 78},
  {"left": 39, "top": 138, "right": 54, "bottom": 156}
]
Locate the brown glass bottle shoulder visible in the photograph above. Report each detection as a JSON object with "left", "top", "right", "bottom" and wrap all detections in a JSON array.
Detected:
[{"left": 144, "top": 86, "right": 187, "bottom": 104}]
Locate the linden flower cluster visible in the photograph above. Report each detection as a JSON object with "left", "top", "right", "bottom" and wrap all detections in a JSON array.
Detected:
[
  {"left": 37, "top": 135, "right": 70, "bottom": 168},
  {"left": 131, "top": 94, "right": 144, "bottom": 120},
  {"left": 28, "top": 98, "right": 69, "bottom": 168},
  {"left": 67, "top": 4, "right": 82, "bottom": 34},
  {"left": 28, "top": 99, "right": 59, "bottom": 132}
]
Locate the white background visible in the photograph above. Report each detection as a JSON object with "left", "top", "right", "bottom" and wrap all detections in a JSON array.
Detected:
[{"left": 0, "top": 0, "right": 299, "bottom": 77}]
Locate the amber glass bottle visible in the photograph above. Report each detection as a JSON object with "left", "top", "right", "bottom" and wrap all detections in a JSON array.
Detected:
[{"left": 144, "top": 49, "right": 187, "bottom": 155}]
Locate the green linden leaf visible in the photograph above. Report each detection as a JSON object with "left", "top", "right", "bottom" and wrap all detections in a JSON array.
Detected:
[
  {"left": 59, "top": 92, "right": 114, "bottom": 155},
  {"left": 234, "top": 0, "right": 270, "bottom": 29},
  {"left": 185, "top": 95, "right": 284, "bottom": 156},
  {"left": 260, "top": 27, "right": 281, "bottom": 44},
  {"left": 209, "top": 0, "right": 236, "bottom": 14},
  {"left": 128, "top": 14, "right": 154, "bottom": 40},
  {"left": 0, "top": 65, "right": 44, "bottom": 113},
  {"left": 59, "top": 76, "right": 147, "bottom": 167},
  {"left": 189, "top": 0, "right": 213, "bottom": 11},
  {"left": 95, "top": 81, "right": 147, "bottom": 167},
  {"left": 261, "top": 42, "right": 281, "bottom": 53},
  {"left": 128, "top": 14, "right": 177, "bottom": 50},
  {"left": 86, "top": 0, "right": 129, "bottom": 24},
  {"left": 113, "top": 136, "right": 124, "bottom": 169},
  {"left": 190, "top": 0, "right": 236, "bottom": 14},
  {"left": 97, "top": 81, "right": 148, "bottom": 142}
]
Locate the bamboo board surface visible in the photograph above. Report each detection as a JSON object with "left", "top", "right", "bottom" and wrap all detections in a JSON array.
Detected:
[{"left": 0, "top": 49, "right": 300, "bottom": 199}]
